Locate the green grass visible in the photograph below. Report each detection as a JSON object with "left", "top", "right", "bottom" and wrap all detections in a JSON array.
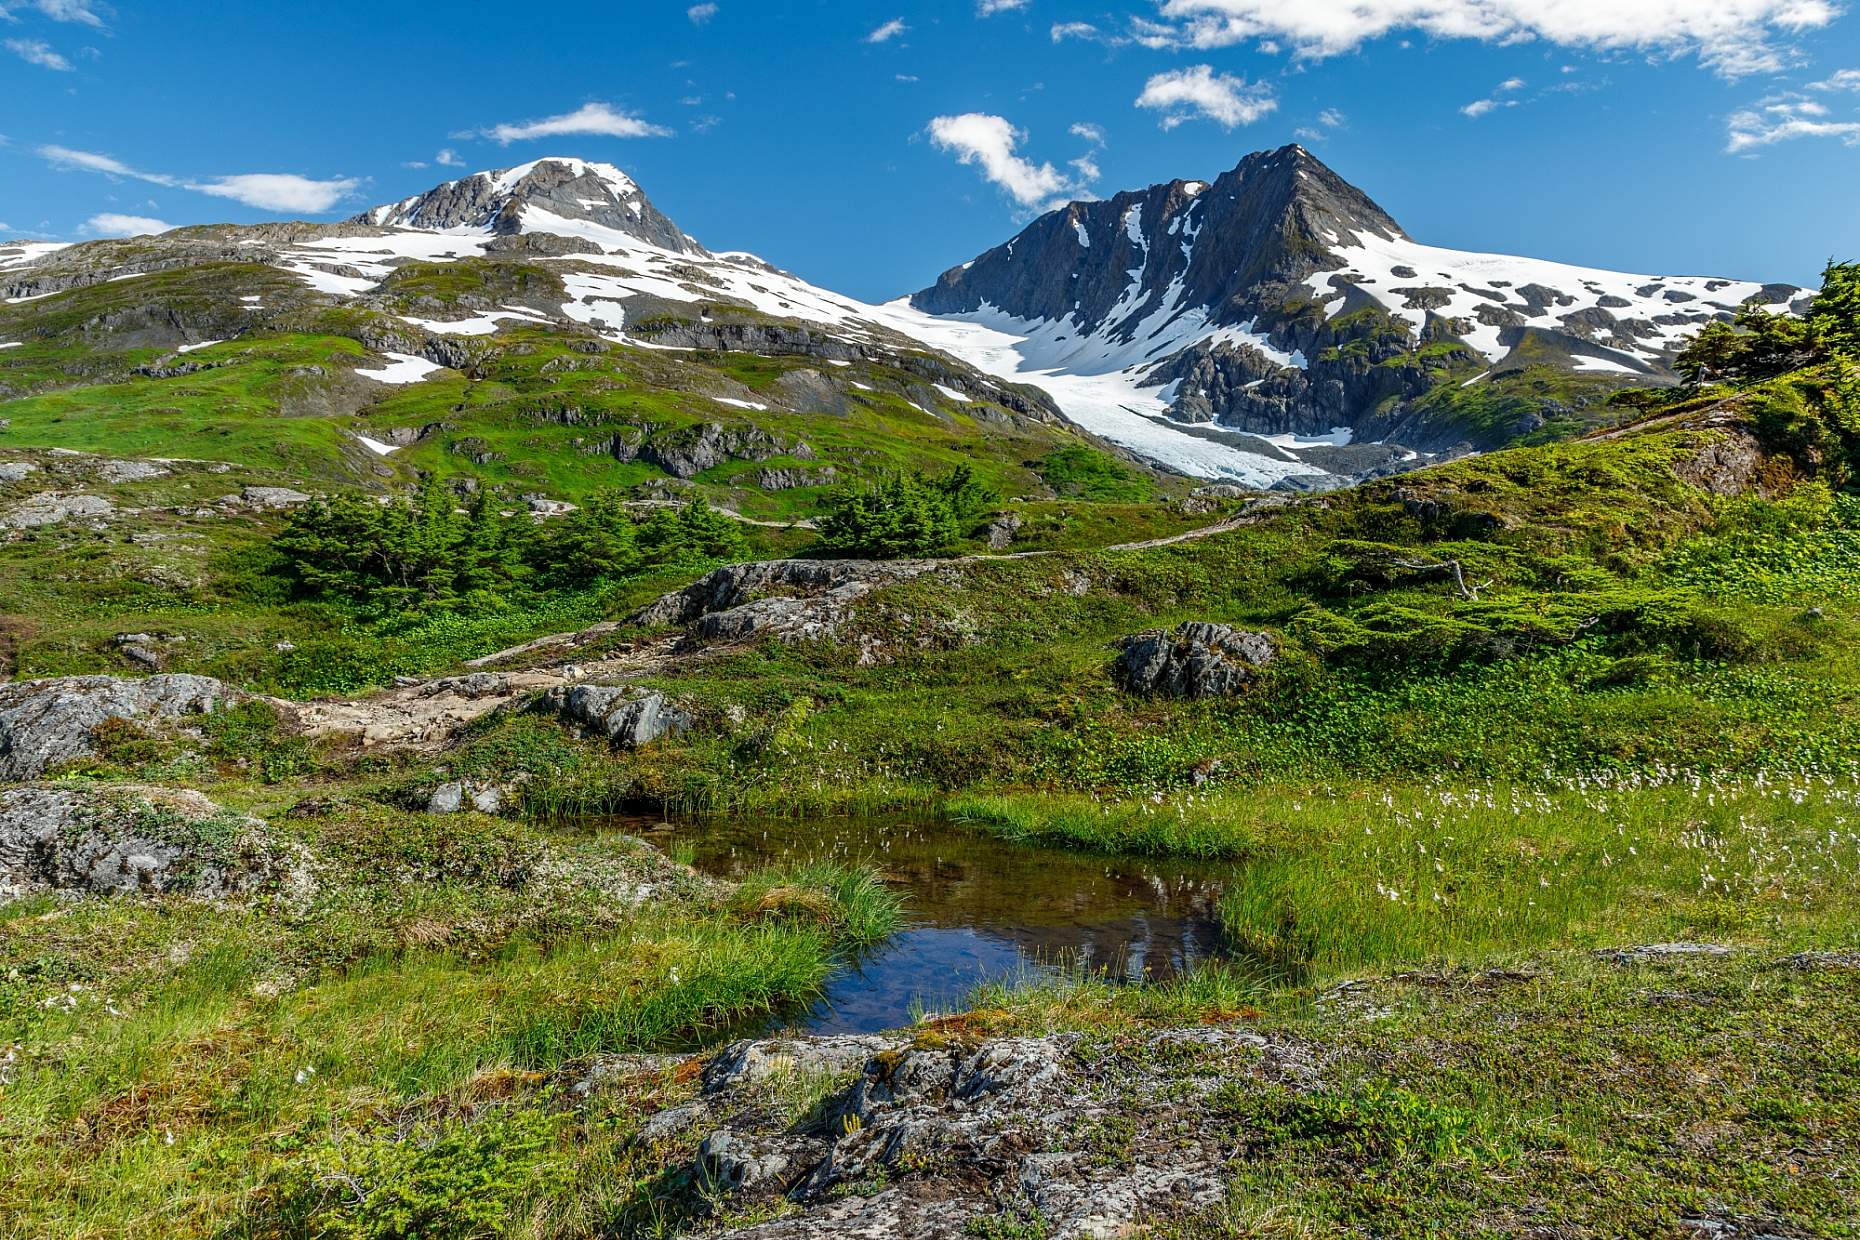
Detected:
[{"left": 0, "top": 800, "right": 901, "bottom": 1240}]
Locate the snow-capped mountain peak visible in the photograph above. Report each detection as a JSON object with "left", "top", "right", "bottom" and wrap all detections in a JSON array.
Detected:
[
  {"left": 355, "top": 157, "right": 700, "bottom": 255},
  {"left": 908, "top": 144, "right": 1810, "bottom": 463}
]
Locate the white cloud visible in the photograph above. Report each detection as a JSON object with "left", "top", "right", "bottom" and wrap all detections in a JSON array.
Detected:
[
  {"left": 867, "top": 17, "right": 908, "bottom": 42},
  {"left": 1318, "top": 107, "right": 1347, "bottom": 126},
  {"left": 1497, "top": 76, "right": 1526, "bottom": 91},
  {"left": 39, "top": 145, "right": 359, "bottom": 213},
  {"left": 1069, "top": 121, "right": 1106, "bottom": 144},
  {"left": 1051, "top": 20, "right": 1103, "bottom": 40},
  {"left": 927, "top": 112, "right": 1089, "bottom": 208},
  {"left": 1135, "top": 65, "right": 1277, "bottom": 129},
  {"left": 187, "top": 174, "right": 360, "bottom": 213},
  {"left": 1460, "top": 97, "right": 1517, "bottom": 116},
  {"left": 434, "top": 148, "right": 463, "bottom": 166},
  {"left": 1140, "top": 0, "right": 1839, "bottom": 77},
  {"left": 978, "top": 0, "right": 1030, "bottom": 13},
  {"left": 1727, "top": 93, "right": 1860, "bottom": 149},
  {"left": 84, "top": 212, "right": 169, "bottom": 237},
  {"left": 39, "top": 144, "right": 158, "bottom": 179},
  {"left": 476, "top": 102, "right": 673, "bottom": 144},
  {"left": 0, "top": 1, "right": 105, "bottom": 26},
  {"left": 6, "top": 37, "right": 69, "bottom": 69},
  {"left": 1811, "top": 68, "right": 1860, "bottom": 90},
  {"left": 687, "top": 2, "right": 717, "bottom": 22}
]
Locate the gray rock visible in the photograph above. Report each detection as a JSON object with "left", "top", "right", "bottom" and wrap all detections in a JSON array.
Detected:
[
  {"left": 1779, "top": 950, "right": 1860, "bottom": 971},
  {"left": 239, "top": 486, "right": 312, "bottom": 508},
  {"left": 754, "top": 466, "right": 838, "bottom": 491},
  {"left": 428, "top": 782, "right": 465, "bottom": 814},
  {"left": 0, "top": 784, "right": 314, "bottom": 904},
  {"left": 699, "top": 1129, "right": 812, "bottom": 1196},
  {"left": 703, "top": 1035, "right": 903, "bottom": 1095},
  {"left": 0, "top": 674, "right": 242, "bottom": 781},
  {"left": 98, "top": 459, "right": 169, "bottom": 484},
  {"left": 1, "top": 492, "right": 116, "bottom": 529},
  {"left": 1598, "top": 943, "right": 1736, "bottom": 965},
  {"left": 660, "top": 1025, "right": 1311, "bottom": 1240},
  {"left": 469, "top": 785, "right": 503, "bottom": 814},
  {"left": 1115, "top": 622, "right": 1276, "bottom": 698},
  {"left": 633, "top": 559, "right": 939, "bottom": 648},
  {"left": 541, "top": 686, "right": 691, "bottom": 749},
  {"left": 983, "top": 512, "right": 1023, "bottom": 550},
  {"left": 0, "top": 462, "right": 36, "bottom": 484}
]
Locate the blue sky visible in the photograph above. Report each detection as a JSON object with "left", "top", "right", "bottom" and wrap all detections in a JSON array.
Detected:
[{"left": 3, "top": 0, "right": 1858, "bottom": 299}]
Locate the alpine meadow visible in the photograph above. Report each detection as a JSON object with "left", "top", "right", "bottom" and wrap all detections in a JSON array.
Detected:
[{"left": 3, "top": 3, "right": 1860, "bottom": 1237}]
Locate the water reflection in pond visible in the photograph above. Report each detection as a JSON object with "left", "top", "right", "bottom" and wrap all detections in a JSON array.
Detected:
[{"left": 619, "top": 816, "right": 1232, "bottom": 1034}]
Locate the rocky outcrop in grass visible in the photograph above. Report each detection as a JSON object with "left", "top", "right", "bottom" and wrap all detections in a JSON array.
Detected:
[
  {"left": 1115, "top": 622, "right": 1277, "bottom": 698},
  {"left": 0, "top": 783, "right": 313, "bottom": 902},
  {"left": 0, "top": 674, "right": 241, "bottom": 780}
]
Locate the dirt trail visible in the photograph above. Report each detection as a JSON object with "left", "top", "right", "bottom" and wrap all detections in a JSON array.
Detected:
[
  {"left": 281, "top": 638, "right": 680, "bottom": 751},
  {"left": 276, "top": 506, "right": 1283, "bottom": 752}
]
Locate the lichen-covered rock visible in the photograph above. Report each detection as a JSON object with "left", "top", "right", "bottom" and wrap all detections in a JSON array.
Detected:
[
  {"left": 0, "top": 784, "right": 314, "bottom": 903},
  {"left": 0, "top": 674, "right": 242, "bottom": 781},
  {"left": 0, "top": 492, "right": 116, "bottom": 529},
  {"left": 1114, "top": 622, "right": 1276, "bottom": 698},
  {"left": 621, "top": 1025, "right": 1317, "bottom": 1240},
  {"left": 540, "top": 685, "right": 691, "bottom": 749},
  {"left": 633, "top": 558, "right": 939, "bottom": 648}
]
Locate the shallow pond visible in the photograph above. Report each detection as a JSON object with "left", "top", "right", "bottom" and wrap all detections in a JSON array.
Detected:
[{"left": 619, "top": 816, "right": 1231, "bottom": 1034}]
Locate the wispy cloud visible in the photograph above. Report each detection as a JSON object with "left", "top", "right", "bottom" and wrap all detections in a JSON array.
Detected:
[
  {"left": 473, "top": 102, "right": 673, "bottom": 144},
  {"left": 0, "top": 1, "right": 107, "bottom": 27},
  {"left": 1135, "top": 65, "right": 1276, "bottom": 129},
  {"left": 866, "top": 17, "right": 908, "bottom": 43},
  {"left": 190, "top": 174, "right": 359, "bottom": 213},
  {"left": 5, "top": 37, "right": 69, "bottom": 69},
  {"left": 686, "top": 3, "right": 717, "bottom": 23},
  {"left": 927, "top": 112, "right": 1091, "bottom": 209},
  {"left": 39, "top": 145, "right": 361, "bottom": 213},
  {"left": 978, "top": 0, "right": 1030, "bottom": 13},
  {"left": 434, "top": 148, "right": 463, "bottom": 166},
  {"left": 84, "top": 212, "right": 169, "bottom": 237},
  {"left": 1727, "top": 92, "right": 1860, "bottom": 151},
  {"left": 1126, "top": 0, "right": 1837, "bottom": 78}
]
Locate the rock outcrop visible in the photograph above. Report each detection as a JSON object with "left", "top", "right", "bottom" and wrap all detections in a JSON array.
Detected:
[
  {"left": 633, "top": 559, "right": 940, "bottom": 647},
  {"left": 1, "top": 492, "right": 116, "bottom": 529},
  {"left": 540, "top": 685, "right": 691, "bottom": 749},
  {"left": 1115, "top": 623, "right": 1277, "bottom": 698},
  {"left": 0, "top": 674, "right": 242, "bottom": 781},
  {"left": 0, "top": 784, "right": 313, "bottom": 902},
  {"left": 614, "top": 1025, "right": 1317, "bottom": 1240}
]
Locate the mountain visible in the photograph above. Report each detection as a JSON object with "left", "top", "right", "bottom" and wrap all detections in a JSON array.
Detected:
[
  {"left": 0, "top": 157, "right": 1093, "bottom": 513},
  {"left": 354, "top": 157, "right": 701, "bottom": 256},
  {"left": 0, "top": 150, "right": 1813, "bottom": 492},
  {"left": 908, "top": 145, "right": 1811, "bottom": 478}
]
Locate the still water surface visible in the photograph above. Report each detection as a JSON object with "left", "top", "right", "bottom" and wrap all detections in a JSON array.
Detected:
[{"left": 621, "top": 816, "right": 1232, "bottom": 1034}]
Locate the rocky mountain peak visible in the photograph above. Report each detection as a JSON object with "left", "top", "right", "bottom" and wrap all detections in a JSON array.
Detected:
[
  {"left": 910, "top": 144, "right": 1404, "bottom": 341},
  {"left": 355, "top": 157, "right": 702, "bottom": 256}
]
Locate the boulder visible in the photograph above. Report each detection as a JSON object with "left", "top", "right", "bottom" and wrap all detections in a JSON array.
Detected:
[
  {"left": 0, "top": 674, "right": 242, "bottom": 781},
  {"left": 0, "top": 462, "right": 35, "bottom": 484},
  {"left": 1, "top": 492, "right": 116, "bottom": 529},
  {"left": 541, "top": 686, "right": 691, "bottom": 749},
  {"left": 239, "top": 486, "right": 312, "bottom": 509},
  {"left": 98, "top": 459, "right": 169, "bottom": 484},
  {"left": 0, "top": 784, "right": 314, "bottom": 903},
  {"left": 984, "top": 512, "right": 1024, "bottom": 550},
  {"left": 1114, "top": 622, "right": 1277, "bottom": 698}
]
